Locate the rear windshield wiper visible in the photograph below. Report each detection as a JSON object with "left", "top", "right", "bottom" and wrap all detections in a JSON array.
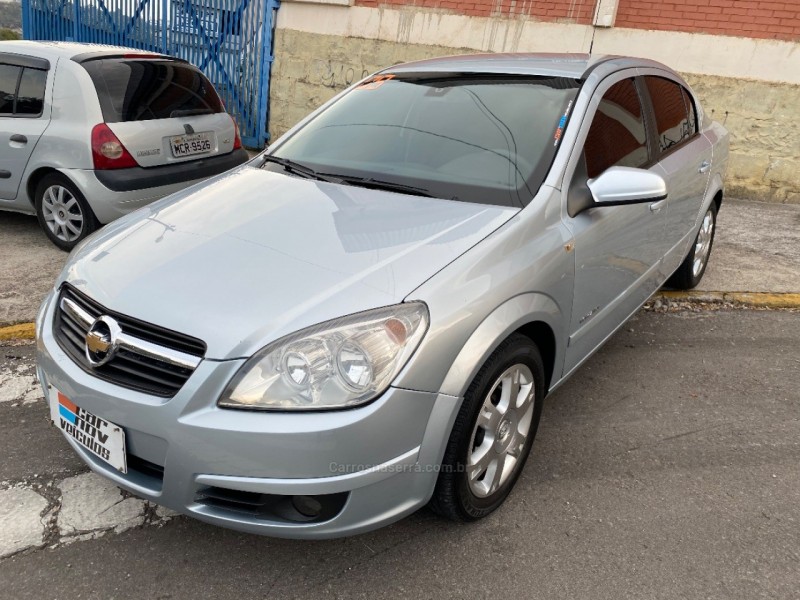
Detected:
[
  {"left": 320, "top": 174, "right": 436, "bottom": 198},
  {"left": 260, "top": 155, "right": 342, "bottom": 184}
]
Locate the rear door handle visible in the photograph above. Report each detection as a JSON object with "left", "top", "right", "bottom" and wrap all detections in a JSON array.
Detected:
[
  {"left": 649, "top": 199, "right": 666, "bottom": 213},
  {"left": 9, "top": 134, "right": 28, "bottom": 144},
  {"left": 0, "top": 170, "right": 11, "bottom": 179},
  {"left": 698, "top": 160, "right": 711, "bottom": 174}
]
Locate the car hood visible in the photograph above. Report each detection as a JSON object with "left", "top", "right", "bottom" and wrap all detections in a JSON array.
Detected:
[{"left": 62, "top": 166, "right": 518, "bottom": 359}]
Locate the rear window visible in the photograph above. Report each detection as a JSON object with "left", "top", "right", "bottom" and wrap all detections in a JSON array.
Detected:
[
  {"left": 16, "top": 68, "right": 47, "bottom": 115},
  {"left": 82, "top": 58, "right": 223, "bottom": 123},
  {"left": 645, "top": 76, "right": 697, "bottom": 154}
]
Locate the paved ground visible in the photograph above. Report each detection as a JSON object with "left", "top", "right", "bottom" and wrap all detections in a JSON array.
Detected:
[
  {"left": 1, "top": 308, "right": 798, "bottom": 599},
  {"left": 0, "top": 212, "right": 63, "bottom": 325},
  {"left": 1, "top": 198, "right": 799, "bottom": 325},
  {"left": 695, "top": 199, "right": 800, "bottom": 294}
]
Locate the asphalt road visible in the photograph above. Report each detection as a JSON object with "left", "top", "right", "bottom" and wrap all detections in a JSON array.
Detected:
[{"left": 1, "top": 308, "right": 799, "bottom": 599}]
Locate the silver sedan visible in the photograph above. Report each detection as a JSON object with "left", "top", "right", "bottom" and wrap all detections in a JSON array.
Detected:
[{"left": 36, "top": 53, "right": 728, "bottom": 538}]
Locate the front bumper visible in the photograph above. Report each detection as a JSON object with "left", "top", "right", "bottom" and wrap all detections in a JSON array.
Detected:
[{"left": 36, "top": 291, "right": 460, "bottom": 538}]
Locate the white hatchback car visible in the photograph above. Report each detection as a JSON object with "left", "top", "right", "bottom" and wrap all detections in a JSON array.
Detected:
[{"left": 0, "top": 41, "right": 249, "bottom": 250}]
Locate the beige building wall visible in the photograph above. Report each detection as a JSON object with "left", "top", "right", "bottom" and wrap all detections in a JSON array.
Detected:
[{"left": 269, "top": 4, "right": 800, "bottom": 203}]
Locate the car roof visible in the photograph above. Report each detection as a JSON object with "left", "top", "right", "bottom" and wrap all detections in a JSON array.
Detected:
[
  {"left": 384, "top": 53, "right": 675, "bottom": 80},
  {"left": 0, "top": 40, "right": 169, "bottom": 61}
]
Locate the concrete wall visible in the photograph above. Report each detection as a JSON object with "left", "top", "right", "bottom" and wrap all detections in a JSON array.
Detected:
[
  {"left": 683, "top": 74, "right": 799, "bottom": 203},
  {"left": 268, "top": 4, "right": 800, "bottom": 203}
]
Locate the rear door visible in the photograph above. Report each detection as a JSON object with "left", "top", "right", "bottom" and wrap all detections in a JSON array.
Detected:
[
  {"left": 80, "top": 57, "right": 236, "bottom": 168},
  {"left": 641, "top": 74, "right": 712, "bottom": 277},
  {"left": 0, "top": 54, "right": 50, "bottom": 201}
]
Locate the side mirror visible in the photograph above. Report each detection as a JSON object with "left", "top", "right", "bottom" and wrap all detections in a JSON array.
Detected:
[{"left": 587, "top": 166, "right": 668, "bottom": 207}]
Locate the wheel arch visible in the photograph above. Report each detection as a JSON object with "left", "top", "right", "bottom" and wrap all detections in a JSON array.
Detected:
[
  {"left": 516, "top": 320, "right": 557, "bottom": 392},
  {"left": 437, "top": 293, "right": 565, "bottom": 399},
  {"left": 706, "top": 172, "right": 724, "bottom": 214},
  {"left": 25, "top": 166, "right": 62, "bottom": 207}
]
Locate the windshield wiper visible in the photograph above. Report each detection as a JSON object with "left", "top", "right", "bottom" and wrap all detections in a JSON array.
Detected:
[
  {"left": 320, "top": 174, "right": 436, "bottom": 198},
  {"left": 262, "top": 157, "right": 440, "bottom": 198},
  {"left": 260, "top": 155, "right": 342, "bottom": 183}
]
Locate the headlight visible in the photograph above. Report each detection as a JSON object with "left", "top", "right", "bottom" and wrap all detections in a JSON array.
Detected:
[{"left": 218, "top": 303, "right": 429, "bottom": 411}]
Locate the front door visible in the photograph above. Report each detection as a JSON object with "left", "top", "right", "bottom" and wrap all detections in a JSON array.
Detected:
[{"left": 563, "top": 75, "right": 667, "bottom": 374}]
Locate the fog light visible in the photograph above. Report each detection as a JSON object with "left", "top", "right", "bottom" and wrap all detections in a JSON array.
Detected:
[{"left": 292, "top": 495, "right": 323, "bottom": 518}]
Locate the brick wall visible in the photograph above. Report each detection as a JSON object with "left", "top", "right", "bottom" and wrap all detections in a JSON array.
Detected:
[
  {"left": 351, "top": 0, "right": 800, "bottom": 40},
  {"left": 615, "top": 0, "right": 800, "bottom": 41},
  {"left": 355, "top": 0, "right": 596, "bottom": 22}
]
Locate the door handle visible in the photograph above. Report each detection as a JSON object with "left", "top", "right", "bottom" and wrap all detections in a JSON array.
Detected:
[
  {"left": 0, "top": 170, "right": 11, "bottom": 179},
  {"left": 698, "top": 160, "right": 711, "bottom": 174},
  {"left": 9, "top": 134, "right": 28, "bottom": 144},
  {"left": 649, "top": 199, "right": 666, "bottom": 213}
]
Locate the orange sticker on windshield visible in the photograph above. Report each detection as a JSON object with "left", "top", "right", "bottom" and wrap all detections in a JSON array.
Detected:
[{"left": 357, "top": 74, "right": 395, "bottom": 90}]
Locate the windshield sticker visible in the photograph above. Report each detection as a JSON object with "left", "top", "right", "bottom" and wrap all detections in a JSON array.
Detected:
[
  {"left": 357, "top": 74, "right": 396, "bottom": 90},
  {"left": 553, "top": 100, "right": 574, "bottom": 147}
]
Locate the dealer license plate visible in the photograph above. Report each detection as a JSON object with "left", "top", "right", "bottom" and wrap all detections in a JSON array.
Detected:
[
  {"left": 50, "top": 389, "right": 127, "bottom": 473},
  {"left": 170, "top": 132, "right": 212, "bottom": 158}
]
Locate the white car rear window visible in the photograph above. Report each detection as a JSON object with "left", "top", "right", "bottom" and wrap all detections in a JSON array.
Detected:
[{"left": 82, "top": 58, "right": 224, "bottom": 123}]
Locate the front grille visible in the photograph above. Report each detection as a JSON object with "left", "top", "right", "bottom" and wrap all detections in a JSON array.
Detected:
[{"left": 54, "top": 285, "right": 206, "bottom": 397}]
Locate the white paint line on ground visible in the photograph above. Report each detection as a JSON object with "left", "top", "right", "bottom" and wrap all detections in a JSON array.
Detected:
[
  {"left": 0, "top": 473, "right": 180, "bottom": 559},
  {"left": 58, "top": 472, "right": 147, "bottom": 538},
  {"left": 0, "top": 364, "right": 44, "bottom": 405},
  {"left": 0, "top": 357, "right": 179, "bottom": 558},
  {"left": 0, "top": 487, "right": 48, "bottom": 559}
]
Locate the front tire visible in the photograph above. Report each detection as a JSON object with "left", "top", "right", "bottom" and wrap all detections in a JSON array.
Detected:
[
  {"left": 429, "top": 333, "right": 545, "bottom": 521},
  {"left": 667, "top": 203, "right": 717, "bottom": 290},
  {"left": 35, "top": 173, "right": 99, "bottom": 252}
]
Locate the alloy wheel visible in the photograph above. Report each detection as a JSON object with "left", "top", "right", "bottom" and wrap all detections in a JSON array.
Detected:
[
  {"left": 467, "top": 363, "right": 536, "bottom": 498},
  {"left": 692, "top": 208, "right": 715, "bottom": 278},
  {"left": 41, "top": 185, "right": 84, "bottom": 243}
]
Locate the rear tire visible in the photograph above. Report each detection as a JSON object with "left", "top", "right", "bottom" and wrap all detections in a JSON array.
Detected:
[
  {"left": 666, "top": 203, "right": 717, "bottom": 290},
  {"left": 35, "top": 173, "right": 99, "bottom": 252},
  {"left": 429, "top": 333, "right": 545, "bottom": 521}
]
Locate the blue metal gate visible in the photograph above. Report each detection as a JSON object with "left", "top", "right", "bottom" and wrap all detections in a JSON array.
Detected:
[{"left": 21, "top": 0, "right": 279, "bottom": 147}]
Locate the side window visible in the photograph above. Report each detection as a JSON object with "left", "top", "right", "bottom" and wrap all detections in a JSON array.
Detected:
[
  {"left": 15, "top": 68, "right": 47, "bottom": 116},
  {"left": 645, "top": 76, "right": 696, "bottom": 154},
  {"left": 681, "top": 87, "right": 697, "bottom": 137},
  {"left": 0, "top": 64, "right": 20, "bottom": 115},
  {"left": 0, "top": 64, "right": 47, "bottom": 117},
  {"left": 583, "top": 78, "right": 648, "bottom": 179}
]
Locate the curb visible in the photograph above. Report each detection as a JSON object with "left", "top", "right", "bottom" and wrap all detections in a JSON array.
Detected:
[
  {"left": 0, "top": 323, "right": 36, "bottom": 341},
  {"left": 1, "top": 292, "right": 798, "bottom": 342},
  {"left": 655, "top": 291, "right": 800, "bottom": 308}
]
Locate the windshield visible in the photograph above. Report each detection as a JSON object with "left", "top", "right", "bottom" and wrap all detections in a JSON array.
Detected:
[
  {"left": 271, "top": 73, "right": 581, "bottom": 207},
  {"left": 82, "top": 58, "right": 224, "bottom": 123}
]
